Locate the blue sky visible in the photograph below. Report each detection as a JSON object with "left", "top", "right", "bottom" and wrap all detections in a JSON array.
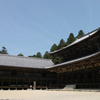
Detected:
[{"left": 0, "top": 0, "right": 100, "bottom": 57}]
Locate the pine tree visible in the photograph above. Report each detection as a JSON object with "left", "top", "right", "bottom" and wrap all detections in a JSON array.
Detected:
[
  {"left": 76, "top": 30, "right": 85, "bottom": 38},
  {"left": 36, "top": 52, "right": 42, "bottom": 58},
  {"left": 1, "top": 46, "right": 8, "bottom": 54},
  {"left": 33, "top": 54, "right": 37, "bottom": 57},
  {"left": 17, "top": 53, "right": 24, "bottom": 56},
  {"left": 43, "top": 51, "right": 51, "bottom": 59},
  {"left": 50, "top": 44, "right": 58, "bottom": 52},
  {"left": 66, "top": 33, "right": 75, "bottom": 45},
  {"left": 58, "top": 39, "right": 66, "bottom": 49}
]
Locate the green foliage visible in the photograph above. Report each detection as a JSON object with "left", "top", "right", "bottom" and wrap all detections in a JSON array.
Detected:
[
  {"left": 58, "top": 39, "right": 66, "bottom": 49},
  {"left": 33, "top": 54, "right": 37, "bottom": 57},
  {"left": 66, "top": 33, "right": 75, "bottom": 45},
  {"left": 50, "top": 44, "right": 58, "bottom": 52},
  {"left": 0, "top": 50, "right": 2, "bottom": 54},
  {"left": 17, "top": 53, "right": 24, "bottom": 56},
  {"left": 52, "top": 57, "right": 62, "bottom": 64},
  {"left": 49, "top": 30, "right": 85, "bottom": 64},
  {"left": 0, "top": 46, "right": 8, "bottom": 54},
  {"left": 43, "top": 51, "right": 52, "bottom": 59},
  {"left": 28, "top": 53, "right": 42, "bottom": 58},
  {"left": 28, "top": 54, "right": 37, "bottom": 57},
  {"left": 76, "top": 30, "right": 85, "bottom": 38},
  {"left": 28, "top": 54, "right": 36, "bottom": 57},
  {"left": 28, "top": 55, "right": 33, "bottom": 57},
  {"left": 36, "top": 52, "right": 42, "bottom": 58}
]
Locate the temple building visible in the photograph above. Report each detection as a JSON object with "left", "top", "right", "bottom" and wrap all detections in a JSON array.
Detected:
[
  {"left": 0, "top": 55, "right": 56, "bottom": 90},
  {"left": 49, "top": 27, "right": 100, "bottom": 89},
  {"left": 0, "top": 27, "right": 100, "bottom": 90}
]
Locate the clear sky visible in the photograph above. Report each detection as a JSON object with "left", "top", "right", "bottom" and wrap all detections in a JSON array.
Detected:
[{"left": 0, "top": 0, "right": 100, "bottom": 57}]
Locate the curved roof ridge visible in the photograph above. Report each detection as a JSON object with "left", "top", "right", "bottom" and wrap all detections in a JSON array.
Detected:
[
  {"left": 77, "top": 27, "right": 99, "bottom": 39},
  {"left": 50, "top": 27, "right": 100, "bottom": 54}
]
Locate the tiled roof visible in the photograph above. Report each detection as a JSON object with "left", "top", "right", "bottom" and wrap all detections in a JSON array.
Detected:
[
  {"left": 47, "top": 51, "right": 100, "bottom": 69},
  {"left": 50, "top": 27, "right": 100, "bottom": 54},
  {"left": 0, "top": 54, "right": 54, "bottom": 69}
]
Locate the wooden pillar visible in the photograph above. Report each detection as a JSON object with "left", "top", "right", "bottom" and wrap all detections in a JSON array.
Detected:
[
  {"left": 22, "top": 80, "right": 24, "bottom": 90},
  {"left": 16, "top": 81, "right": 17, "bottom": 86},
  {"left": 57, "top": 73, "right": 59, "bottom": 84},
  {"left": 9, "top": 81, "right": 10, "bottom": 90},
  {"left": 46, "top": 80, "right": 47, "bottom": 89},
  {"left": 28, "top": 81, "right": 30, "bottom": 86},
  {"left": 2, "top": 81, "right": 3, "bottom": 87},
  {"left": 57, "top": 73, "right": 59, "bottom": 88},
  {"left": 92, "top": 67, "right": 95, "bottom": 83},
  {"left": 76, "top": 71, "right": 79, "bottom": 83},
  {"left": 96, "top": 43, "right": 100, "bottom": 51},
  {"left": 9, "top": 81, "right": 10, "bottom": 86},
  {"left": 41, "top": 80, "right": 42, "bottom": 89},
  {"left": 84, "top": 70, "right": 88, "bottom": 83},
  {"left": 1, "top": 81, "right": 3, "bottom": 90},
  {"left": 33, "top": 81, "right": 36, "bottom": 90},
  {"left": 1, "top": 81, "right": 3, "bottom": 86},
  {"left": 16, "top": 81, "right": 17, "bottom": 90}
]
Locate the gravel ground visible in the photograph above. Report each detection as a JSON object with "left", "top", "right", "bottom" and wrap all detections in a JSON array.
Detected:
[{"left": 0, "top": 90, "right": 100, "bottom": 100}]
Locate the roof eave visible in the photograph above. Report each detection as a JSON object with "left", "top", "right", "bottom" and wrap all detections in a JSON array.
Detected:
[
  {"left": 50, "top": 27, "right": 100, "bottom": 55},
  {"left": 47, "top": 51, "right": 100, "bottom": 69}
]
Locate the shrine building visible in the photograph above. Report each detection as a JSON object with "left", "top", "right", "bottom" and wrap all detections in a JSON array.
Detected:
[
  {"left": 49, "top": 27, "right": 100, "bottom": 89},
  {"left": 0, "top": 55, "right": 56, "bottom": 90},
  {"left": 0, "top": 27, "right": 100, "bottom": 90}
]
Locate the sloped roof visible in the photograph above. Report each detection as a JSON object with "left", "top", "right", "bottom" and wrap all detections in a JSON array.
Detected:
[
  {"left": 47, "top": 51, "right": 100, "bottom": 69},
  {"left": 0, "top": 54, "right": 54, "bottom": 69},
  {"left": 50, "top": 27, "right": 100, "bottom": 54}
]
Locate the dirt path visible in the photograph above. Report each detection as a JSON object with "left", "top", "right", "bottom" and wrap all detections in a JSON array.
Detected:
[{"left": 0, "top": 90, "right": 100, "bottom": 100}]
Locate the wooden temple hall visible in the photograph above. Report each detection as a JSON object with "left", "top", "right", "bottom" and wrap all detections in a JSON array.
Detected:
[{"left": 0, "top": 27, "right": 100, "bottom": 90}]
